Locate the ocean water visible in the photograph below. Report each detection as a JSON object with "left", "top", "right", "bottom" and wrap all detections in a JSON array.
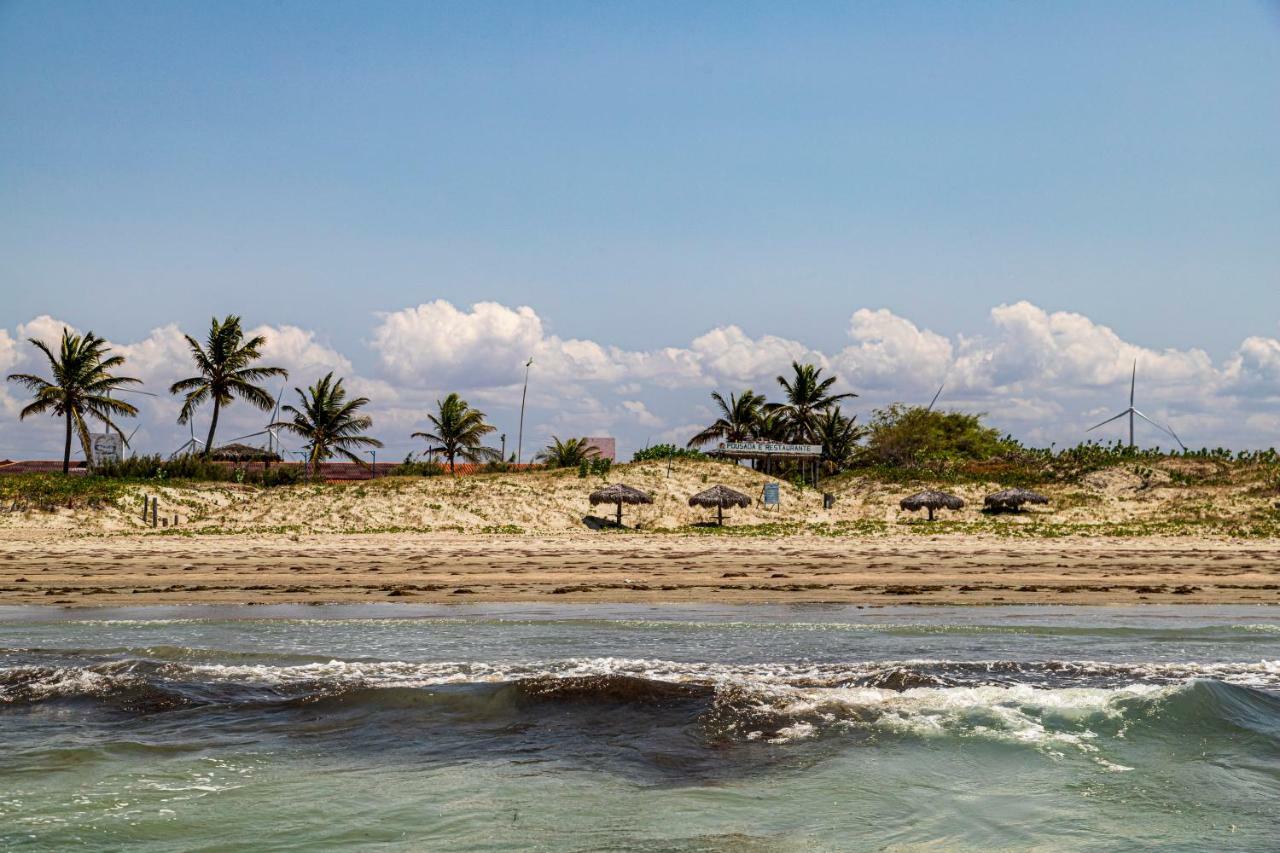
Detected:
[{"left": 2, "top": 604, "right": 1279, "bottom": 851}]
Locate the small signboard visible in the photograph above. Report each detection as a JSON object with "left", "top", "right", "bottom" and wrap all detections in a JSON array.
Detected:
[
  {"left": 91, "top": 433, "right": 124, "bottom": 466},
  {"left": 719, "top": 441, "right": 822, "bottom": 457},
  {"left": 762, "top": 482, "right": 780, "bottom": 507}
]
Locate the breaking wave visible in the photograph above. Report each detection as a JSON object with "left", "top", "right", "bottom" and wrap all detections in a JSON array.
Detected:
[{"left": 4, "top": 655, "right": 1279, "bottom": 764}]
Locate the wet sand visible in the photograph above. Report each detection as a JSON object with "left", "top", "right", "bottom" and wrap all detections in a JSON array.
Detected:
[{"left": 2, "top": 532, "right": 1279, "bottom": 606}]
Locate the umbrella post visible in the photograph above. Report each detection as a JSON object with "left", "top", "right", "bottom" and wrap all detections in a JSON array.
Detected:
[
  {"left": 928, "top": 506, "right": 935, "bottom": 521},
  {"left": 717, "top": 503, "right": 723, "bottom": 526},
  {"left": 616, "top": 500, "right": 622, "bottom": 528}
]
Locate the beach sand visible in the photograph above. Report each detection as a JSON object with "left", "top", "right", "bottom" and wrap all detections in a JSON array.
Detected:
[{"left": 3, "top": 530, "right": 1279, "bottom": 607}]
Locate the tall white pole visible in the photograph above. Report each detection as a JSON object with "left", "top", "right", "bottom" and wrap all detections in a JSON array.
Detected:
[{"left": 516, "top": 357, "right": 533, "bottom": 465}]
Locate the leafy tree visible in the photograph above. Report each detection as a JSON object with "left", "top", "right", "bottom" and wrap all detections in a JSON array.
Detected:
[
  {"left": 169, "top": 316, "right": 287, "bottom": 456},
  {"left": 632, "top": 443, "right": 704, "bottom": 463},
  {"left": 814, "top": 406, "right": 865, "bottom": 472},
  {"left": 861, "top": 404, "right": 1014, "bottom": 466},
  {"left": 7, "top": 329, "right": 140, "bottom": 473},
  {"left": 687, "top": 390, "right": 767, "bottom": 448},
  {"left": 752, "top": 408, "right": 791, "bottom": 443},
  {"left": 411, "top": 393, "right": 499, "bottom": 474},
  {"left": 536, "top": 436, "right": 599, "bottom": 468},
  {"left": 271, "top": 372, "right": 382, "bottom": 468},
  {"left": 770, "top": 361, "right": 857, "bottom": 443}
]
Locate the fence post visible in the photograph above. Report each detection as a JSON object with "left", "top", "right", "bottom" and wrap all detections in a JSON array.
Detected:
[
  {"left": 142, "top": 495, "right": 149, "bottom": 521},
  {"left": 151, "top": 497, "right": 158, "bottom": 528}
]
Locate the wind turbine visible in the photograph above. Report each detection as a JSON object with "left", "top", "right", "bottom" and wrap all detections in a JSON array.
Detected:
[
  {"left": 169, "top": 420, "right": 207, "bottom": 459},
  {"left": 1087, "top": 361, "right": 1186, "bottom": 451},
  {"left": 220, "top": 381, "right": 289, "bottom": 460}
]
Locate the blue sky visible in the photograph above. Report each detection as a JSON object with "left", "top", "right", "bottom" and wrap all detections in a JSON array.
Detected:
[{"left": 2, "top": 1, "right": 1278, "bottom": 459}]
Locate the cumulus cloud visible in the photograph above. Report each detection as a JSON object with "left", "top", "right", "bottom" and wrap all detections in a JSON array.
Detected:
[{"left": 3, "top": 300, "right": 1280, "bottom": 459}]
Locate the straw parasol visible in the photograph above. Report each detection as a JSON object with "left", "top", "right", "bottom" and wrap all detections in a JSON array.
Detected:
[
  {"left": 983, "top": 488, "right": 1050, "bottom": 513},
  {"left": 210, "top": 443, "right": 281, "bottom": 463},
  {"left": 899, "top": 489, "right": 965, "bottom": 521},
  {"left": 688, "top": 484, "right": 752, "bottom": 526},
  {"left": 589, "top": 483, "right": 653, "bottom": 527}
]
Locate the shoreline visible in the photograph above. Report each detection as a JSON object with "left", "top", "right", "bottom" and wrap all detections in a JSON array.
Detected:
[{"left": 6, "top": 532, "right": 1280, "bottom": 607}]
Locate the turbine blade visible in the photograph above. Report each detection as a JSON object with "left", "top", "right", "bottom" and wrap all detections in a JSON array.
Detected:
[
  {"left": 1133, "top": 410, "right": 1187, "bottom": 449},
  {"left": 1130, "top": 361, "right": 1136, "bottom": 407},
  {"left": 1087, "top": 411, "right": 1129, "bottom": 431},
  {"left": 927, "top": 383, "right": 944, "bottom": 412}
]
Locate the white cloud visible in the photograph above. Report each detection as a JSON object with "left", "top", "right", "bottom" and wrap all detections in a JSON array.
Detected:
[{"left": 4, "top": 300, "right": 1280, "bottom": 459}]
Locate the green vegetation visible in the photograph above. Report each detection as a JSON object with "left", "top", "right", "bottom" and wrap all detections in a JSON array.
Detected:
[
  {"left": 387, "top": 455, "right": 445, "bottom": 477},
  {"left": 537, "top": 436, "right": 599, "bottom": 468},
  {"left": 0, "top": 473, "right": 132, "bottom": 511},
  {"left": 6, "top": 328, "right": 141, "bottom": 473},
  {"left": 859, "top": 404, "right": 1017, "bottom": 467},
  {"left": 272, "top": 372, "right": 383, "bottom": 466},
  {"left": 92, "top": 454, "right": 302, "bottom": 486},
  {"left": 411, "top": 393, "right": 500, "bottom": 474},
  {"left": 577, "top": 456, "right": 612, "bottom": 478},
  {"left": 631, "top": 444, "right": 704, "bottom": 463},
  {"left": 168, "top": 315, "right": 287, "bottom": 456}
]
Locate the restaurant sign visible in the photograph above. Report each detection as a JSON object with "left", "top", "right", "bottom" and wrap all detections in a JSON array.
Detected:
[{"left": 718, "top": 441, "right": 822, "bottom": 456}]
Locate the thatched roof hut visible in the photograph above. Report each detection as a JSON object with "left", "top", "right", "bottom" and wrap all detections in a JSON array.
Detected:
[
  {"left": 899, "top": 489, "right": 965, "bottom": 521},
  {"left": 210, "top": 443, "right": 281, "bottom": 463},
  {"left": 588, "top": 483, "right": 653, "bottom": 528},
  {"left": 984, "top": 488, "right": 1050, "bottom": 513},
  {"left": 688, "top": 485, "right": 752, "bottom": 526}
]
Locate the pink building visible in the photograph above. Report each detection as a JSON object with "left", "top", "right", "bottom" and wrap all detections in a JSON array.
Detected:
[{"left": 585, "top": 437, "right": 616, "bottom": 461}]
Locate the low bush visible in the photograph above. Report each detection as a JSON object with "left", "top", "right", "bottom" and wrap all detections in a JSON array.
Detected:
[
  {"left": 631, "top": 444, "right": 704, "bottom": 463},
  {"left": 387, "top": 456, "right": 445, "bottom": 477}
]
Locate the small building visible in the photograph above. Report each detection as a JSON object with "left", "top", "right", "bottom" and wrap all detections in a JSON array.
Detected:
[{"left": 585, "top": 436, "right": 616, "bottom": 461}]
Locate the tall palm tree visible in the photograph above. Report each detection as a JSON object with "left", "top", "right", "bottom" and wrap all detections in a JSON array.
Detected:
[
  {"left": 6, "top": 329, "right": 141, "bottom": 473},
  {"left": 536, "top": 436, "right": 599, "bottom": 468},
  {"left": 814, "top": 406, "right": 864, "bottom": 473},
  {"left": 411, "top": 393, "right": 499, "bottom": 474},
  {"left": 771, "top": 361, "right": 857, "bottom": 443},
  {"left": 169, "top": 316, "right": 287, "bottom": 457},
  {"left": 687, "top": 390, "right": 766, "bottom": 448},
  {"left": 271, "top": 372, "right": 382, "bottom": 469}
]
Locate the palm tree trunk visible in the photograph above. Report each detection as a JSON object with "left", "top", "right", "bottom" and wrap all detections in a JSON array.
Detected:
[
  {"left": 63, "top": 410, "right": 73, "bottom": 475},
  {"left": 203, "top": 398, "right": 221, "bottom": 458},
  {"left": 449, "top": 453, "right": 456, "bottom": 475}
]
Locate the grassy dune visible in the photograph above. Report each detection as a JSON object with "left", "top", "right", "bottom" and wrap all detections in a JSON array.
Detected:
[{"left": 3, "top": 456, "right": 1279, "bottom": 539}]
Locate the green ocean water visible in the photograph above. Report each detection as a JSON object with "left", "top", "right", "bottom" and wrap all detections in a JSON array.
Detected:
[{"left": 2, "top": 604, "right": 1279, "bottom": 850}]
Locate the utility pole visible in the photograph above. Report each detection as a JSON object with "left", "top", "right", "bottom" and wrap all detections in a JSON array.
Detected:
[{"left": 516, "top": 357, "right": 533, "bottom": 465}]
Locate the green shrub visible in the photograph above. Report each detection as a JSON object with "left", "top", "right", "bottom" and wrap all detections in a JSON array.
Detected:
[
  {"left": 0, "top": 473, "right": 129, "bottom": 511},
  {"left": 632, "top": 444, "right": 704, "bottom": 463},
  {"left": 387, "top": 455, "right": 445, "bottom": 477},
  {"left": 858, "top": 405, "right": 1020, "bottom": 467}
]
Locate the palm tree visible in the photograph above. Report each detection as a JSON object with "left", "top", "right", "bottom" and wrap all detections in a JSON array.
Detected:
[
  {"left": 271, "top": 372, "right": 382, "bottom": 470},
  {"left": 536, "top": 436, "right": 599, "bottom": 468},
  {"left": 814, "top": 406, "right": 864, "bottom": 473},
  {"left": 687, "top": 390, "right": 766, "bottom": 448},
  {"left": 169, "top": 316, "right": 287, "bottom": 457},
  {"left": 411, "top": 393, "right": 499, "bottom": 474},
  {"left": 6, "top": 329, "right": 141, "bottom": 473},
  {"left": 771, "top": 361, "right": 857, "bottom": 443}
]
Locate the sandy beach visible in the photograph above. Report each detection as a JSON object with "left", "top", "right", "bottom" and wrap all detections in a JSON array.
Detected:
[{"left": 3, "top": 530, "right": 1279, "bottom": 607}]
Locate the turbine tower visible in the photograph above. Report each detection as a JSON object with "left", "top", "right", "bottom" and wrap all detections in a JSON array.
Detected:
[{"left": 1086, "top": 361, "right": 1186, "bottom": 451}]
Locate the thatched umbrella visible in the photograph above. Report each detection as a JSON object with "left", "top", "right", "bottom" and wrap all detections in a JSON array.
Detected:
[
  {"left": 688, "top": 485, "right": 752, "bottom": 526},
  {"left": 210, "top": 443, "right": 281, "bottom": 463},
  {"left": 984, "top": 488, "right": 1050, "bottom": 513},
  {"left": 899, "top": 489, "right": 965, "bottom": 521},
  {"left": 589, "top": 483, "right": 653, "bottom": 527}
]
